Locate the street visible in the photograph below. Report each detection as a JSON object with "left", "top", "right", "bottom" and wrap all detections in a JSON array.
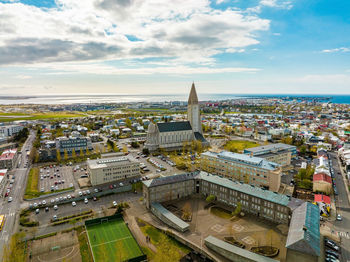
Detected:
[
  {"left": 0, "top": 131, "right": 36, "bottom": 258},
  {"left": 329, "top": 151, "right": 350, "bottom": 262}
]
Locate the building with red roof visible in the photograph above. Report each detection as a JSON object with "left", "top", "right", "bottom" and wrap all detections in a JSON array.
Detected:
[
  {"left": 313, "top": 173, "right": 332, "bottom": 195},
  {"left": 314, "top": 194, "right": 331, "bottom": 205},
  {"left": 0, "top": 148, "right": 17, "bottom": 170}
]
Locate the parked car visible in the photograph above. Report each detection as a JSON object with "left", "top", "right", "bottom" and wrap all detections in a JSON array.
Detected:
[
  {"left": 336, "top": 214, "right": 342, "bottom": 221},
  {"left": 326, "top": 249, "right": 339, "bottom": 258},
  {"left": 94, "top": 188, "right": 99, "bottom": 193},
  {"left": 72, "top": 201, "right": 76, "bottom": 207},
  {"left": 52, "top": 215, "right": 58, "bottom": 221},
  {"left": 54, "top": 205, "right": 58, "bottom": 210},
  {"left": 35, "top": 209, "right": 39, "bottom": 214},
  {"left": 45, "top": 207, "right": 49, "bottom": 212},
  {"left": 8, "top": 197, "right": 13, "bottom": 202},
  {"left": 113, "top": 201, "right": 118, "bottom": 207},
  {"left": 84, "top": 198, "right": 88, "bottom": 204}
]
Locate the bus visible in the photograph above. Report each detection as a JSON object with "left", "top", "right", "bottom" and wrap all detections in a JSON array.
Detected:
[{"left": 0, "top": 215, "right": 5, "bottom": 231}]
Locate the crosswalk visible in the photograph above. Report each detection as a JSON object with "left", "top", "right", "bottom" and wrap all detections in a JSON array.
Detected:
[{"left": 338, "top": 231, "right": 350, "bottom": 239}]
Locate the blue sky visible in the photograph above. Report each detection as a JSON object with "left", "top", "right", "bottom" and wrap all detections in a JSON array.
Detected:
[{"left": 0, "top": 0, "right": 349, "bottom": 95}]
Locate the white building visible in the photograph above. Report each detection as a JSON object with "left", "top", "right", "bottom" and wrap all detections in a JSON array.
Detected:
[
  {"left": 0, "top": 125, "right": 24, "bottom": 137},
  {"left": 87, "top": 157, "right": 140, "bottom": 186}
]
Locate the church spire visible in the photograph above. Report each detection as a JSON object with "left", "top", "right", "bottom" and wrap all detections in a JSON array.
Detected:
[{"left": 188, "top": 82, "right": 198, "bottom": 105}]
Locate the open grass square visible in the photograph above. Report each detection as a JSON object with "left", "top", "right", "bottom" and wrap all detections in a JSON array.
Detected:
[{"left": 86, "top": 218, "right": 143, "bottom": 262}]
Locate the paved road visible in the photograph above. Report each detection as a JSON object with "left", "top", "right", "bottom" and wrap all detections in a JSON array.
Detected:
[
  {"left": 0, "top": 131, "right": 35, "bottom": 258},
  {"left": 329, "top": 152, "right": 350, "bottom": 262}
]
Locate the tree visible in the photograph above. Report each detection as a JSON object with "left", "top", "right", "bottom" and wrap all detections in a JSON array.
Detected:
[
  {"left": 125, "top": 118, "right": 132, "bottom": 128},
  {"left": 56, "top": 149, "right": 61, "bottom": 162},
  {"left": 206, "top": 194, "right": 215, "bottom": 203},
  {"left": 80, "top": 148, "right": 84, "bottom": 158},
  {"left": 122, "top": 145, "right": 128, "bottom": 153},
  {"left": 72, "top": 148, "right": 76, "bottom": 159},
  {"left": 232, "top": 202, "right": 242, "bottom": 217},
  {"left": 64, "top": 149, "right": 68, "bottom": 161},
  {"left": 142, "top": 148, "right": 150, "bottom": 155},
  {"left": 86, "top": 147, "right": 90, "bottom": 156}
]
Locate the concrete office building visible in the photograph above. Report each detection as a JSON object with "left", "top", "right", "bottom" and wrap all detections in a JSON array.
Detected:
[
  {"left": 143, "top": 171, "right": 292, "bottom": 225},
  {"left": 56, "top": 136, "right": 93, "bottom": 153},
  {"left": 201, "top": 151, "right": 282, "bottom": 192},
  {"left": 243, "top": 143, "right": 297, "bottom": 167},
  {"left": 87, "top": 157, "right": 140, "bottom": 186},
  {"left": 0, "top": 125, "right": 24, "bottom": 137}
]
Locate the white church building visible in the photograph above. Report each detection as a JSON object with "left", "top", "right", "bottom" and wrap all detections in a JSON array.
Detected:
[{"left": 144, "top": 83, "right": 209, "bottom": 152}]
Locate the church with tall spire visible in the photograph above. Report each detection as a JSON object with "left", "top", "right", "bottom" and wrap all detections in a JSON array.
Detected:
[{"left": 145, "top": 82, "right": 208, "bottom": 152}]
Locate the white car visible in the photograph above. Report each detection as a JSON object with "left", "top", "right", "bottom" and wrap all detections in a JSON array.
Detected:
[
  {"left": 33, "top": 202, "right": 38, "bottom": 208},
  {"left": 55, "top": 198, "right": 59, "bottom": 203},
  {"left": 8, "top": 197, "right": 13, "bottom": 202},
  {"left": 72, "top": 201, "right": 77, "bottom": 207},
  {"left": 336, "top": 214, "right": 342, "bottom": 221},
  {"left": 79, "top": 191, "right": 83, "bottom": 196},
  {"left": 86, "top": 190, "right": 90, "bottom": 195},
  {"left": 42, "top": 200, "right": 46, "bottom": 205},
  {"left": 53, "top": 205, "right": 58, "bottom": 210},
  {"left": 67, "top": 194, "right": 71, "bottom": 199},
  {"left": 113, "top": 201, "right": 118, "bottom": 207},
  {"left": 50, "top": 199, "right": 55, "bottom": 204},
  {"left": 119, "top": 182, "right": 124, "bottom": 187},
  {"left": 84, "top": 198, "right": 88, "bottom": 204}
]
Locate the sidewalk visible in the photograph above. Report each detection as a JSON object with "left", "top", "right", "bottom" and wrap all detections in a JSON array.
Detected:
[{"left": 336, "top": 156, "right": 350, "bottom": 204}]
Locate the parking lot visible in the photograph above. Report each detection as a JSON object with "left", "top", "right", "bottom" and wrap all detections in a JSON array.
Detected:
[{"left": 39, "top": 165, "right": 75, "bottom": 193}]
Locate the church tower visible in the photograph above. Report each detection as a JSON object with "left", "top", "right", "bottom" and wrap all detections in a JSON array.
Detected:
[{"left": 187, "top": 82, "right": 202, "bottom": 134}]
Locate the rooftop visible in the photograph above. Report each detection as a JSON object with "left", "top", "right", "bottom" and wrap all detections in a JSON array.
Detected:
[
  {"left": 202, "top": 151, "right": 280, "bottom": 171},
  {"left": 244, "top": 143, "right": 296, "bottom": 155},
  {"left": 286, "top": 202, "right": 320, "bottom": 256},
  {"left": 198, "top": 172, "right": 290, "bottom": 206},
  {"left": 151, "top": 202, "right": 189, "bottom": 231},
  {"left": 156, "top": 121, "right": 192, "bottom": 133},
  {"left": 87, "top": 156, "right": 134, "bottom": 169},
  {"left": 143, "top": 172, "right": 197, "bottom": 188},
  {"left": 0, "top": 148, "right": 17, "bottom": 161}
]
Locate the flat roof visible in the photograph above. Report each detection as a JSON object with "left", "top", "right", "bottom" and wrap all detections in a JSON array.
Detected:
[
  {"left": 244, "top": 143, "right": 296, "bottom": 154},
  {"left": 205, "top": 236, "right": 278, "bottom": 262},
  {"left": 198, "top": 172, "right": 290, "bottom": 206},
  {"left": 87, "top": 156, "right": 134, "bottom": 169},
  {"left": 202, "top": 151, "right": 279, "bottom": 171},
  {"left": 151, "top": 202, "right": 189, "bottom": 230},
  {"left": 143, "top": 172, "right": 196, "bottom": 188}
]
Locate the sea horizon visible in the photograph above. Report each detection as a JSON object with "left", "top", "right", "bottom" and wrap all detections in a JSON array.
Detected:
[{"left": 1, "top": 93, "right": 350, "bottom": 105}]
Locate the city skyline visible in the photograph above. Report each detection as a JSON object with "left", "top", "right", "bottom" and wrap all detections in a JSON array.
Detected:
[{"left": 0, "top": 0, "right": 350, "bottom": 95}]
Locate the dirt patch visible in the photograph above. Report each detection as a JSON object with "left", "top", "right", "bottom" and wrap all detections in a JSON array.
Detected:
[{"left": 29, "top": 231, "right": 81, "bottom": 262}]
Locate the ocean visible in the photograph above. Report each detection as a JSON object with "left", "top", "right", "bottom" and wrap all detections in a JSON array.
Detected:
[{"left": 0, "top": 94, "right": 349, "bottom": 105}]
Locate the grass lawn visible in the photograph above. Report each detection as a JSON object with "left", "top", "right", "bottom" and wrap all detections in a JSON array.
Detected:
[
  {"left": 210, "top": 206, "right": 232, "bottom": 219},
  {"left": 224, "top": 140, "right": 260, "bottom": 153},
  {"left": 0, "top": 112, "right": 85, "bottom": 122},
  {"left": 24, "top": 168, "right": 39, "bottom": 198},
  {"left": 136, "top": 218, "right": 190, "bottom": 260},
  {"left": 86, "top": 218, "right": 143, "bottom": 262},
  {"left": 77, "top": 226, "right": 94, "bottom": 262}
]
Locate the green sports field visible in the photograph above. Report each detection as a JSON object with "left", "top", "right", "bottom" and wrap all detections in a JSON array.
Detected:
[{"left": 86, "top": 218, "right": 144, "bottom": 262}]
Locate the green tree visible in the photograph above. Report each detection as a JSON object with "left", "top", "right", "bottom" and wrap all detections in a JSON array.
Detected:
[
  {"left": 125, "top": 118, "right": 132, "bottom": 128},
  {"left": 72, "top": 148, "right": 76, "bottom": 159},
  {"left": 232, "top": 202, "right": 242, "bottom": 217},
  {"left": 206, "top": 194, "right": 215, "bottom": 203},
  {"left": 64, "top": 149, "right": 68, "bottom": 161},
  {"left": 2, "top": 232, "right": 26, "bottom": 262},
  {"left": 80, "top": 148, "right": 84, "bottom": 157},
  {"left": 86, "top": 147, "right": 90, "bottom": 156},
  {"left": 56, "top": 149, "right": 61, "bottom": 162}
]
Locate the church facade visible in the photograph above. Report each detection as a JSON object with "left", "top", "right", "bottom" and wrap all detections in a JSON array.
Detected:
[{"left": 145, "top": 83, "right": 209, "bottom": 152}]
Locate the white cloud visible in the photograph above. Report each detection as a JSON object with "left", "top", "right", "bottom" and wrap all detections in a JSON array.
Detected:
[
  {"left": 296, "top": 74, "right": 350, "bottom": 85},
  {"left": 15, "top": 75, "right": 32, "bottom": 79},
  {"left": 321, "top": 47, "right": 350, "bottom": 53},
  {"left": 0, "top": 0, "right": 269, "bottom": 72},
  {"left": 247, "top": 0, "right": 292, "bottom": 13}
]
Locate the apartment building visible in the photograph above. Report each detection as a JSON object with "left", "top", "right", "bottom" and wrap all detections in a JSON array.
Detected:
[
  {"left": 0, "top": 125, "right": 24, "bottom": 137},
  {"left": 201, "top": 151, "right": 282, "bottom": 192},
  {"left": 55, "top": 136, "right": 93, "bottom": 153},
  {"left": 87, "top": 157, "right": 140, "bottom": 186},
  {"left": 142, "top": 171, "right": 292, "bottom": 224},
  {"left": 243, "top": 143, "right": 297, "bottom": 167},
  {"left": 0, "top": 148, "right": 17, "bottom": 169}
]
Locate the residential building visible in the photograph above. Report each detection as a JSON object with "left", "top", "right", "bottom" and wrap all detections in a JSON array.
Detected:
[
  {"left": 0, "top": 125, "right": 24, "bottom": 137},
  {"left": 313, "top": 173, "right": 332, "bottom": 195},
  {"left": 87, "top": 156, "right": 140, "bottom": 186},
  {"left": 55, "top": 136, "right": 92, "bottom": 153},
  {"left": 201, "top": 151, "right": 282, "bottom": 192},
  {"left": 0, "top": 148, "right": 17, "bottom": 169},
  {"left": 243, "top": 143, "right": 297, "bottom": 167}
]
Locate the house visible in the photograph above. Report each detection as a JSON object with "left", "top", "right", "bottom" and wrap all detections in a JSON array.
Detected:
[{"left": 313, "top": 173, "right": 332, "bottom": 195}]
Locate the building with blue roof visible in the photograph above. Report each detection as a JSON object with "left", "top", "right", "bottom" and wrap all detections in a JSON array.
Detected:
[
  {"left": 285, "top": 202, "right": 320, "bottom": 261},
  {"left": 201, "top": 151, "right": 282, "bottom": 192}
]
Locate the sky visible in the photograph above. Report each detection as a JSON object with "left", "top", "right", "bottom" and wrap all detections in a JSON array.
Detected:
[{"left": 0, "top": 0, "right": 350, "bottom": 95}]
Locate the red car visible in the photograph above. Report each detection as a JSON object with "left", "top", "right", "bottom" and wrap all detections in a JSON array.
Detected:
[
  {"left": 5, "top": 192, "right": 9, "bottom": 197},
  {"left": 109, "top": 185, "right": 113, "bottom": 189}
]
